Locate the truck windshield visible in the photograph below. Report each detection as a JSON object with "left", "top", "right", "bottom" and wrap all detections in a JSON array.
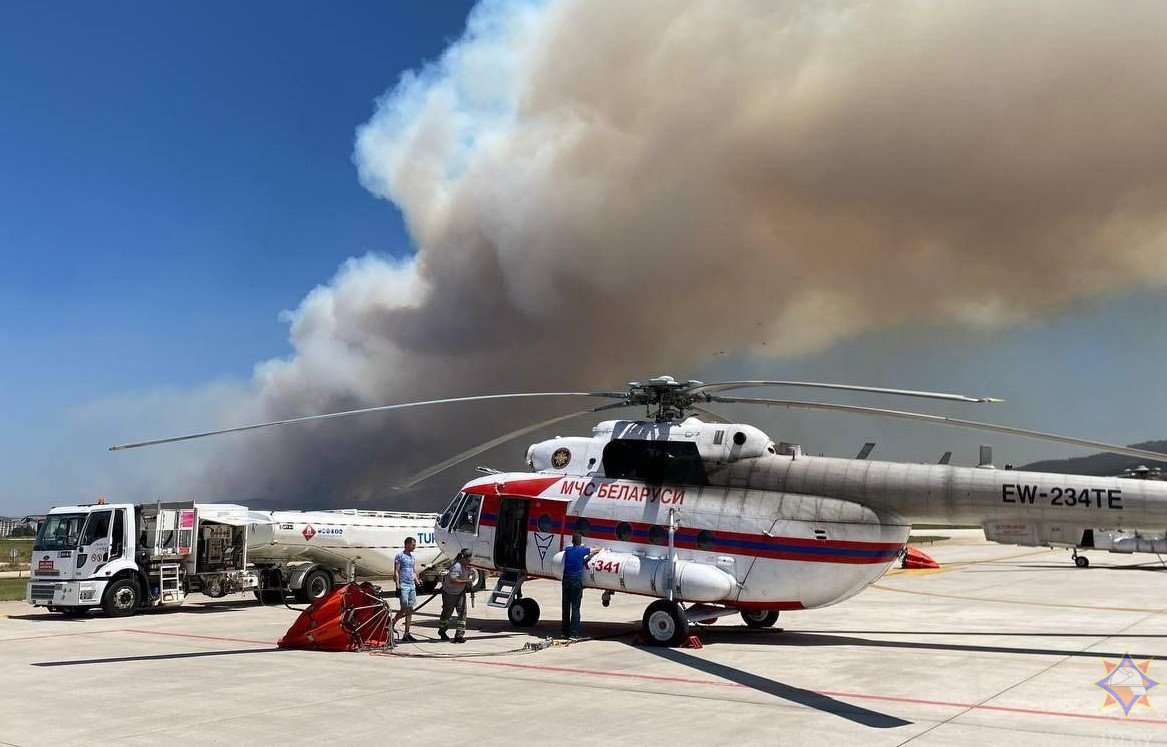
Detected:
[{"left": 34, "top": 513, "right": 88, "bottom": 551}]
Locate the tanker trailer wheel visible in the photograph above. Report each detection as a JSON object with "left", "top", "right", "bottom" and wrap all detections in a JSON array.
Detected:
[
  {"left": 642, "top": 600, "right": 689, "bottom": 647},
  {"left": 741, "top": 610, "right": 780, "bottom": 628},
  {"left": 102, "top": 578, "right": 140, "bottom": 618},
  {"left": 508, "top": 597, "right": 540, "bottom": 627},
  {"left": 295, "top": 568, "right": 333, "bottom": 603}
]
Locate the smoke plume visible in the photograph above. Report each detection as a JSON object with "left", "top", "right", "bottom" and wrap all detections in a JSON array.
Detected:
[{"left": 193, "top": 0, "right": 1167, "bottom": 507}]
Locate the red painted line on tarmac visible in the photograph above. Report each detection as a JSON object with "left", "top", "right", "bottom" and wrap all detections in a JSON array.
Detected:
[
  {"left": 121, "top": 629, "right": 273, "bottom": 645},
  {"left": 459, "top": 660, "right": 1167, "bottom": 726},
  {"left": 0, "top": 630, "right": 123, "bottom": 644},
  {"left": 1, "top": 628, "right": 273, "bottom": 645}
]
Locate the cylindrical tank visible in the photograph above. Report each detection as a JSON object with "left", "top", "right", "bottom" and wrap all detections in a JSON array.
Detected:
[
  {"left": 1112, "top": 535, "right": 1167, "bottom": 554},
  {"left": 549, "top": 550, "right": 735, "bottom": 602}
]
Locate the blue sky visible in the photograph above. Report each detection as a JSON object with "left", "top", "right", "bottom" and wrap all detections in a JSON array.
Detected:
[
  {"left": 0, "top": 3, "right": 476, "bottom": 512},
  {"left": 0, "top": 2, "right": 472, "bottom": 405},
  {"left": 3, "top": 2, "right": 1167, "bottom": 515}
]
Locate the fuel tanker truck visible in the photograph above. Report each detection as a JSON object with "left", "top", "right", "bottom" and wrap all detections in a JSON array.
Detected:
[
  {"left": 238, "top": 508, "right": 487, "bottom": 603},
  {"left": 28, "top": 502, "right": 486, "bottom": 617}
]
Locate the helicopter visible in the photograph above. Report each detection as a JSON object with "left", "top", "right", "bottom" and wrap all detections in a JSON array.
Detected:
[
  {"left": 112, "top": 375, "right": 1167, "bottom": 646},
  {"left": 981, "top": 463, "right": 1167, "bottom": 568}
]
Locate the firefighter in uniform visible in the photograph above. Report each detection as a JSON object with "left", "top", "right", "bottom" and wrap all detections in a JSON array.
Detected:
[{"left": 438, "top": 548, "right": 474, "bottom": 643}]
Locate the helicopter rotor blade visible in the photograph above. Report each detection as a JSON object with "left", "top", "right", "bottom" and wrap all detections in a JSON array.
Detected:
[
  {"left": 591, "top": 400, "right": 639, "bottom": 413},
  {"left": 688, "top": 380, "right": 1001, "bottom": 404},
  {"left": 707, "top": 394, "right": 1167, "bottom": 464},
  {"left": 395, "top": 408, "right": 595, "bottom": 490},
  {"left": 110, "top": 391, "right": 628, "bottom": 451},
  {"left": 689, "top": 405, "right": 733, "bottom": 424}
]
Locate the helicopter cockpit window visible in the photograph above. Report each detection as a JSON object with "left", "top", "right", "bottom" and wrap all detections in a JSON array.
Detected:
[
  {"left": 601, "top": 439, "right": 708, "bottom": 486},
  {"left": 439, "top": 492, "right": 465, "bottom": 530},
  {"left": 455, "top": 494, "right": 482, "bottom": 534}
]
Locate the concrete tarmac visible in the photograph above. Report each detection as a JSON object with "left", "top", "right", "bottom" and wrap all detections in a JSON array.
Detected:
[{"left": 2, "top": 531, "right": 1166, "bottom": 746}]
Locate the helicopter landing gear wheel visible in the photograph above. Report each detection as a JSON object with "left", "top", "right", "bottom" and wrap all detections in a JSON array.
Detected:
[
  {"left": 642, "top": 600, "right": 689, "bottom": 647},
  {"left": 508, "top": 597, "right": 540, "bottom": 627},
  {"left": 741, "top": 609, "right": 780, "bottom": 628},
  {"left": 1075, "top": 554, "right": 1089, "bottom": 568}
]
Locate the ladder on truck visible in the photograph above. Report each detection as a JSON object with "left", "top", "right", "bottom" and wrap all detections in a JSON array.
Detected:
[
  {"left": 158, "top": 563, "right": 183, "bottom": 604},
  {"left": 487, "top": 570, "right": 524, "bottom": 609}
]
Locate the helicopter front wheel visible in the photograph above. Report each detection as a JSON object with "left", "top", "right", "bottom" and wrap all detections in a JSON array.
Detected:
[
  {"left": 642, "top": 600, "right": 689, "bottom": 647},
  {"left": 508, "top": 597, "right": 540, "bottom": 627}
]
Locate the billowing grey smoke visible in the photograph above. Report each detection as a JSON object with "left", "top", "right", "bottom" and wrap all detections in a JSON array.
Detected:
[{"left": 205, "top": 0, "right": 1167, "bottom": 508}]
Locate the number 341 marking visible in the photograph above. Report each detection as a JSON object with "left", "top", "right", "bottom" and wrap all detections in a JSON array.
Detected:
[{"left": 590, "top": 560, "right": 621, "bottom": 574}]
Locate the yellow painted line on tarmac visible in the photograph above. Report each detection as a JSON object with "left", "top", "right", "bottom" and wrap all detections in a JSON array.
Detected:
[
  {"left": 884, "top": 547, "right": 1055, "bottom": 578},
  {"left": 884, "top": 567, "right": 954, "bottom": 577}
]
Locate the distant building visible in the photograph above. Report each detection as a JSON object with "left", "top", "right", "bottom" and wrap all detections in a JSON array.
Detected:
[{"left": 0, "top": 516, "right": 41, "bottom": 537}]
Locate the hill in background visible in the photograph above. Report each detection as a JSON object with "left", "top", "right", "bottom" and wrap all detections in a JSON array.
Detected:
[{"left": 1019, "top": 440, "right": 1167, "bottom": 476}]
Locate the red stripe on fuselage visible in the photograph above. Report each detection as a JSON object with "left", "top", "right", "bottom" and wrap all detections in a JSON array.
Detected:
[{"left": 465, "top": 476, "right": 562, "bottom": 497}]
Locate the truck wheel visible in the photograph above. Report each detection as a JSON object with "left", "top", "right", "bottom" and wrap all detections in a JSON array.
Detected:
[
  {"left": 741, "top": 610, "right": 780, "bottom": 628},
  {"left": 254, "top": 589, "right": 285, "bottom": 605},
  {"left": 508, "top": 597, "right": 540, "bottom": 627},
  {"left": 295, "top": 569, "right": 333, "bottom": 603},
  {"left": 642, "top": 600, "right": 689, "bottom": 646},
  {"left": 102, "top": 579, "right": 140, "bottom": 617}
]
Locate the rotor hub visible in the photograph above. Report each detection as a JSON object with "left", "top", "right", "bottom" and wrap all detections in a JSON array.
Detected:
[{"left": 625, "top": 376, "right": 706, "bottom": 422}]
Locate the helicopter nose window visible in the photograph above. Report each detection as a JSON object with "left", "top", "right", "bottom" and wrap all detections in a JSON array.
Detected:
[
  {"left": 615, "top": 522, "right": 632, "bottom": 541},
  {"left": 648, "top": 525, "right": 667, "bottom": 545},
  {"left": 696, "top": 530, "right": 716, "bottom": 551},
  {"left": 573, "top": 517, "right": 591, "bottom": 537},
  {"left": 455, "top": 495, "right": 482, "bottom": 534},
  {"left": 438, "top": 492, "right": 465, "bottom": 530},
  {"left": 537, "top": 514, "right": 553, "bottom": 533}
]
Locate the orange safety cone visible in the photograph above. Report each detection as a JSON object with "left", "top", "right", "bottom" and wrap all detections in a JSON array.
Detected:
[{"left": 901, "top": 547, "right": 940, "bottom": 570}]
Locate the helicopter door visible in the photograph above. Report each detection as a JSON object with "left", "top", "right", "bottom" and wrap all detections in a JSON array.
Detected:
[{"left": 493, "top": 496, "right": 530, "bottom": 571}]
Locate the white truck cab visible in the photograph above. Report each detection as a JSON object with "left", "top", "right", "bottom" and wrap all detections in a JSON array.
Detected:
[{"left": 27, "top": 501, "right": 258, "bottom": 617}]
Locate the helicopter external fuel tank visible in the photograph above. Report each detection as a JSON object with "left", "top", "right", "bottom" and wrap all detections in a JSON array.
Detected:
[{"left": 549, "top": 550, "right": 736, "bottom": 602}]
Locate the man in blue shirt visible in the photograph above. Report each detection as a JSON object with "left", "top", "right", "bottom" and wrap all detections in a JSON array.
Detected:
[
  {"left": 392, "top": 537, "right": 420, "bottom": 643},
  {"left": 561, "top": 533, "right": 601, "bottom": 639}
]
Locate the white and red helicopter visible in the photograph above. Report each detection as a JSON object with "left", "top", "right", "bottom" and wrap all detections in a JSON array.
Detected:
[{"left": 113, "top": 375, "right": 1167, "bottom": 646}]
